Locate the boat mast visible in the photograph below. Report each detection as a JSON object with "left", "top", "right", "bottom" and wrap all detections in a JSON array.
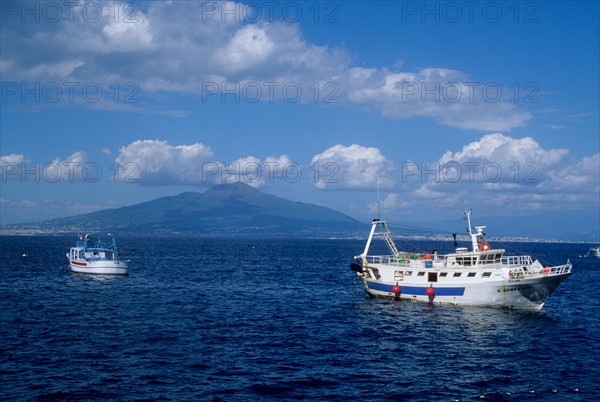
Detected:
[
  {"left": 464, "top": 209, "right": 473, "bottom": 236},
  {"left": 361, "top": 221, "right": 378, "bottom": 258},
  {"left": 464, "top": 209, "right": 478, "bottom": 251},
  {"left": 360, "top": 175, "right": 400, "bottom": 259},
  {"left": 464, "top": 209, "right": 486, "bottom": 252},
  {"left": 361, "top": 219, "right": 401, "bottom": 259}
]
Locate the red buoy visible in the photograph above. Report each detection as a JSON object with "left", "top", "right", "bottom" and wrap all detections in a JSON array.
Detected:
[
  {"left": 392, "top": 285, "right": 401, "bottom": 296},
  {"left": 543, "top": 266, "right": 551, "bottom": 274},
  {"left": 426, "top": 286, "right": 435, "bottom": 297}
]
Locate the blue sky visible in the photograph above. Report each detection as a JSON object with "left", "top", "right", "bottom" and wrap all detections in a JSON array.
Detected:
[{"left": 1, "top": 1, "right": 599, "bottom": 239}]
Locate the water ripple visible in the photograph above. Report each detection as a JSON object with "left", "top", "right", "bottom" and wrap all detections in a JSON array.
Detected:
[{"left": 1, "top": 237, "right": 599, "bottom": 401}]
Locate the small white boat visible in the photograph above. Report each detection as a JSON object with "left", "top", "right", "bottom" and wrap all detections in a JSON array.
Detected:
[
  {"left": 351, "top": 210, "right": 572, "bottom": 310},
  {"left": 584, "top": 246, "right": 600, "bottom": 258},
  {"left": 67, "top": 234, "right": 129, "bottom": 275}
]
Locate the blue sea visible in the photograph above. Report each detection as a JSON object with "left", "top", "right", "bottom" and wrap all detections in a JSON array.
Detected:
[{"left": 1, "top": 236, "right": 599, "bottom": 401}]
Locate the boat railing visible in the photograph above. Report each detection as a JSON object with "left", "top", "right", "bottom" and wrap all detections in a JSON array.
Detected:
[
  {"left": 365, "top": 255, "right": 411, "bottom": 266},
  {"left": 508, "top": 261, "right": 572, "bottom": 279},
  {"left": 365, "top": 254, "right": 431, "bottom": 267},
  {"left": 75, "top": 239, "right": 122, "bottom": 260},
  {"left": 502, "top": 255, "right": 533, "bottom": 267},
  {"left": 546, "top": 263, "right": 572, "bottom": 275},
  {"left": 76, "top": 239, "right": 116, "bottom": 251}
]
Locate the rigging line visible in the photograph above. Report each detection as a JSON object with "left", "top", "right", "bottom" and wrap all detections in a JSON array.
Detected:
[
  {"left": 387, "top": 225, "right": 462, "bottom": 253},
  {"left": 372, "top": 226, "right": 459, "bottom": 254},
  {"left": 386, "top": 222, "right": 455, "bottom": 235}
]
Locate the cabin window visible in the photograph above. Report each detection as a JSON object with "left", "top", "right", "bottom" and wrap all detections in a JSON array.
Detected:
[
  {"left": 440, "top": 272, "right": 448, "bottom": 277},
  {"left": 482, "top": 272, "right": 492, "bottom": 278},
  {"left": 467, "top": 272, "right": 476, "bottom": 277},
  {"left": 428, "top": 272, "right": 438, "bottom": 282},
  {"left": 482, "top": 253, "right": 501, "bottom": 264},
  {"left": 456, "top": 256, "right": 476, "bottom": 266},
  {"left": 405, "top": 271, "right": 412, "bottom": 276},
  {"left": 370, "top": 268, "right": 381, "bottom": 280},
  {"left": 417, "top": 271, "right": 425, "bottom": 276},
  {"left": 453, "top": 272, "right": 462, "bottom": 277}
]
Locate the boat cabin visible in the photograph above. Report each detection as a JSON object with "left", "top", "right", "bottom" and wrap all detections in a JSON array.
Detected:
[{"left": 447, "top": 250, "right": 504, "bottom": 267}]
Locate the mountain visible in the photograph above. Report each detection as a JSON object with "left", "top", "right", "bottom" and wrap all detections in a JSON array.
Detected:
[{"left": 3, "top": 183, "right": 365, "bottom": 237}]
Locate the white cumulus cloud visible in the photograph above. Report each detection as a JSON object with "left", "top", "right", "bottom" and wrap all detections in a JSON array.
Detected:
[
  {"left": 1, "top": 151, "right": 93, "bottom": 182},
  {"left": 217, "top": 25, "right": 275, "bottom": 72},
  {"left": 310, "top": 144, "right": 395, "bottom": 190},
  {"left": 545, "top": 153, "right": 600, "bottom": 192},
  {"left": 115, "top": 139, "right": 214, "bottom": 185},
  {"left": 345, "top": 68, "right": 531, "bottom": 131},
  {"left": 0, "top": 153, "right": 29, "bottom": 180},
  {"left": 438, "top": 133, "right": 568, "bottom": 168},
  {"left": 224, "top": 154, "right": 294, "bottom": 188},
  {"left": 115, "top": 139, "right": 295, "bottom": 188},
  {"left": 0, "top": 1, "right": 531, "bottom": 131},
  {"left": 392, "top": 133, "right": 599, "bottom": 214},
  {"left": 1, "top": 153, "right": 28, "bottom": 164}
]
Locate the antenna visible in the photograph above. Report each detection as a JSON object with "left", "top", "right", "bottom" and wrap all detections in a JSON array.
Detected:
[{"left": 376, "top": 172, "right": 381, "bottom": 219}]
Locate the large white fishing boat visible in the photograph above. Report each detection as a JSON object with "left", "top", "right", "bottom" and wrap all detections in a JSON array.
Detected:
[
  {"left": 67, "top": 234, "right": 129, "bottom": 275},
  {"left": 351, "top": 210, "right": 572, "bottom": 310}
]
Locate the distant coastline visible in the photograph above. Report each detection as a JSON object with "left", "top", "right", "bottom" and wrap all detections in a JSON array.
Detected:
[{"left": 1, "top": 226, "right": 596, "bottom": 244}]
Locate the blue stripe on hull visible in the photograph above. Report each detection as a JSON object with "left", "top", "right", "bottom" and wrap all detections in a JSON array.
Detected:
[{"left": 367, "top": 281, "right": 465, "bottom": 296}]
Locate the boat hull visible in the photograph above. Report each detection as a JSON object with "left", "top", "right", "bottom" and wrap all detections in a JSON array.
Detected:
[
  {"left": 362, "top": 272, "right": 571, "bottom": 310},
  {"left": 69, "top": 259, "right": 129, "bottom": 275},
  {"left": 353, "top": 214, "right": 573, "bottom": 311}
]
